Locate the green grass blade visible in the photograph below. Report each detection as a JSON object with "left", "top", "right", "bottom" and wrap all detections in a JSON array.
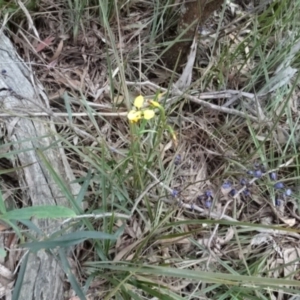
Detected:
[
  {"left": 22, "top": 230, "right": 117, "bottom": 251},
  {"left": 59, "top": 248, "right": 86, "bottom": 300},
  {"left": 12, "top": 251, "right": 29, "bottom": 300},
  {"left": 0, "top": 189, "right": 7, "bottom": 214},
  {"left": 2, "top": 206, "right": 76, "bottom": 220}
]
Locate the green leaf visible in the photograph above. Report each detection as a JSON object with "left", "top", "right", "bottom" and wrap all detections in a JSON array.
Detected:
[
  {"left": 36, "top": 148, "right": 83, "bottom": 214},
  {"left": 75, "top": 170, "right": 91, "bottom": 206},
  {"left": 22, "top": 231, "right": 117, "bottom": 251},
  {"left": 59, "top": 248, "right": 86, "bottom": 299},
  {"left": 88, "top": 262, "right": 300, "bottom": 288},
  {"left": 2, "top": 206, "right": 76, "bottom": 220},
  {"left": 12, "top": 251, "right": 29, "bottom": 300},
  {"left": 0, "top": 189, "right": 7, "bottom": 214}
]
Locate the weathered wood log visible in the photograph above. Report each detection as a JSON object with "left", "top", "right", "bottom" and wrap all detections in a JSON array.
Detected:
[{"left": 0, "top": 33, "right": 80, "bottom": 299}]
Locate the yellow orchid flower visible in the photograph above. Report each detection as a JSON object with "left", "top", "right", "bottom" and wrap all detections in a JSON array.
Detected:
[
  {"left": 128, "top": 110, "right": 142, "bottom": 123},
  {"left": 127, "top": 95, "right": 158, "bottom": 123},
  {"left": 134, "top": 95, "right": 144, "bottom": 109},
  {"left": 143, "top": 109, "right": 155, "bottom": 120}
]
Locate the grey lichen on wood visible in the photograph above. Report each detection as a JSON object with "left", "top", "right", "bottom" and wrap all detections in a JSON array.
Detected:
[{"left": 0, "top": 33, "right": 81, "bottom": 299}]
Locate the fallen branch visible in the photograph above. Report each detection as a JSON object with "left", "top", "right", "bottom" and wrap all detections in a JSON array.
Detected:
[
  {"left": 171, "top": 85, "right": 261, "bottom": 122},
  {"left": 0, "top": 33, "right": 80, "bottom": 300}
]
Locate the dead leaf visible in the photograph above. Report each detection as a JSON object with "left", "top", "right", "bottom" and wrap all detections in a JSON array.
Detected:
[
  {"left": 0, "top": 264, "right": 13, "bottom": 280},
  {"left": 175, "top": 35, "right": 197, "bottom": 89},
  {"left": 0, "top": 223, "right": 8, "bottom": 231},
  {"left": 283, "top": 247, "right": 300, "bottom": 278},
  {"left": 49, "top": 39, "right": 64, "bottom": 62},
  {"left": 218, "top": 227, "right": 234, "bottom": 245},
  {"left": 35, "top": 36, "right": 55, "bottom": 53},
  {"left": 250, "top": 233, "right": 273, "bottom": 246},
  {"left": 114, "top": 240, "right": 140, "bottom": 261},
  {"left": 47, "top": 59, "right": 58, "bottom": 69},
  {"left": 156, "top": 236, "right": 191, "bottom": 246},
  {"left": 113, "top": 95, "right": 124, "bottom": 105},
  {"left": 280, "top": 217, "right": 296, "bottom": 227}
]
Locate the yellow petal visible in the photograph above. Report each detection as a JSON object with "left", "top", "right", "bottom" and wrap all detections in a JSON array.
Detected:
[
  {"left": 149, "top": 100, "right": 161, "bottom": 108},
  {"left": 127, "top": 110, "right": 142, "bottom": 122},
  {"left": 134, "top": 95, "right": 144, "bottom": 109},
  {"left": 143, "top": 109, "right": 155, "bottom": 120}
]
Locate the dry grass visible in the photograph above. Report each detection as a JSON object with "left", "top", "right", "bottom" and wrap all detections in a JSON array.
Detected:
[{"left": 1, "top": 0, "right": 300, "bottom": 299}]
